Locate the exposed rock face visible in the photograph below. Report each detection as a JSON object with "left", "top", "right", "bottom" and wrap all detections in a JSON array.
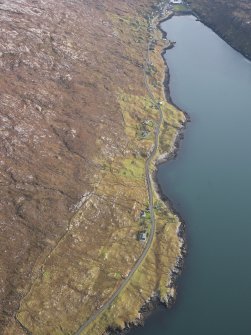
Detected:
[
  {"left": 0, "top": 0, "right": 158, "bottom": 332},
  {"left": 188, "top": 0, "right": 251, "bottom": 59}
]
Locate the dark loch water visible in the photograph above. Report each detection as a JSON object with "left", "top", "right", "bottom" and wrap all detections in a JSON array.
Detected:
[{"left": 128, "top": 15, "right": 251, "bottom": 335}]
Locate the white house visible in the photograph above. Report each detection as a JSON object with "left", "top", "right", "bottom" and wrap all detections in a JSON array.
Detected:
[
  {"left": 170, "top": 0, "right": 183, "bottom": 4},
  {"left": 139, "top": 232, "right": 147, "bottom": 241}
]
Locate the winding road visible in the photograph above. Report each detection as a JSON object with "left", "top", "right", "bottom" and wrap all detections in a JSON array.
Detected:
[{"left": 74, "top": 10, "right": 165, "bottom": 335}]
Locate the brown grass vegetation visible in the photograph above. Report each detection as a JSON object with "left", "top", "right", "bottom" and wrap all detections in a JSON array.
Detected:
[
  {"left": 0, "top": 1, "right": 185, "bottom": 334},
  {"left": 76, "top": 10, "right": 186, "bottom": 335}
]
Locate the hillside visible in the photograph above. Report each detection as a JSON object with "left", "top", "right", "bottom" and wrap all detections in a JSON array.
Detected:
[
  {"left": 188, "top": 0, "right": 251, "bottom": 59},
  {"left": 0, "top": 1, "right": 185, "bottom": 334}
]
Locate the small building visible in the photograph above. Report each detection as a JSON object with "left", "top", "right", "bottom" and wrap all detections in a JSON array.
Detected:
[
  {"left": 139, "top": 232, "right": 147, "bottom": 241},
  {"left": 140, "top": 130, "right": 149, "bottom": 138},
  {"left": 170, "top": 0, "right": 183, "bottom": 4},
  {"left": 140, "top": 210, "right": 146, "bottom": 218}
]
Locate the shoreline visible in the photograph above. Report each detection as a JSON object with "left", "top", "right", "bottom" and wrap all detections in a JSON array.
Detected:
[
  {"left": 189, "top": 9, "right": 251, "bottom": 62},
  {"left": 109, "top": 8, "right": 189, "bottom": 335},
  {"left": 111, "top": 5, "right": 251, "bottom": 335},
  {"left": 173, "top": 5, "right": 251, "bottom": 62}
]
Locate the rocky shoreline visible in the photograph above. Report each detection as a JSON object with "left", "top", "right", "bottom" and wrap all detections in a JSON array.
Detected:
[
  {"left": 107, "top": 3, "right": 251, "bottom": 335},
  {"left": 187, "top": 0, "right": 251, "bottom": 62},
  {"left": 193, "top": 12, "right": 251, "bottom": 62},
  {"left": 108, "top": 8, "right": 189, "bottom": 335}
]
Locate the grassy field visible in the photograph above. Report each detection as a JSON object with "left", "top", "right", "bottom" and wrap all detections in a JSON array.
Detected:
[
  {"left": 77, "top": 10, "right": 186, "bottom": 335},
  {"left": 172, "top": 4, "right": 190, "bottom": 12}
]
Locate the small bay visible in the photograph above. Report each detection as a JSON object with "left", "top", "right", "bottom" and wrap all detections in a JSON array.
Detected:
[{"left": 128, "top": 15, "right": 251, "bottom": 335}]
